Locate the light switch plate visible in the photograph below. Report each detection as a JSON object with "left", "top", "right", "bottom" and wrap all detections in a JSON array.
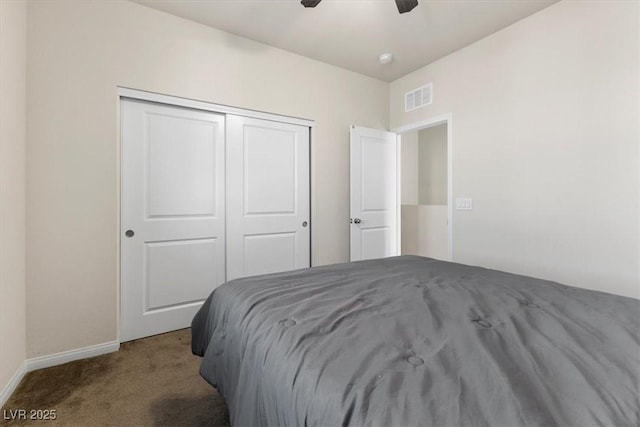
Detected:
[{"left": 456, "top": 198, "right": 473, "bottom": 210}]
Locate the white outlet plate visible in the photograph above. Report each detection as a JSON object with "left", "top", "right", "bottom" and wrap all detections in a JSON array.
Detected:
[{"left": 456, "top": 198, "right": 473, "bottom": 210}]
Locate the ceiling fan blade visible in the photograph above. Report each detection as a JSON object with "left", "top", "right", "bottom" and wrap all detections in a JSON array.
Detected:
[
  {"left": 301, "top": 0, "right": 322, "bottom": 7},
  {"left": 395, "top": 0, "right": 418, "bottom": 14}
]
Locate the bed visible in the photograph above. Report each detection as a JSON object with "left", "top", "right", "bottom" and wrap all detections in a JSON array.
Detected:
[{"left": 191, "top": 255, "right": 639, "bottom": 426}]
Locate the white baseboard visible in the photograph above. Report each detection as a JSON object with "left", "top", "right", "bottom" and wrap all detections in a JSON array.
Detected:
[
  {"left": 25, "top": 340, "right": 120, "bottom": 372},
  {"left": 1, "top": 341, "right": 119, "bottom": 407},
  {"left": 0, "top": 362, "right": 26, "bottom": 408}
]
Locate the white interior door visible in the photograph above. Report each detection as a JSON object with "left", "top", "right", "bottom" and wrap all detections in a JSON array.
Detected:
[
  {"left": 226, "top": 115, "right": 310, "bottom": 280},
  {"left": 350, "top": 125, "right": 398, "bottom": 261},
  {"left": 121, "top": 99, "right": 225, "bottom": 342}
]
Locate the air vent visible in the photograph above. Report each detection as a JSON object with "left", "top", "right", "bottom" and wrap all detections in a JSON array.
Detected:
[{"left": 405, "top": 83, "right": 433, "bottom": 112}]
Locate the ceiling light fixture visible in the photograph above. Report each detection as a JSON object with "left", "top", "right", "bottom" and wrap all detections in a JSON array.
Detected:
[
  {"left": 301, "top": 0, "right": 322, "bottom": 7},
  {"left": 301, "top": 0, "right": 419, "bottom": 14},
  {"left": 379, "top": 53, "right": 393, "bottom": 65},
  {"left": 395, "top": 0, "right": 419, "bottom": 14}
]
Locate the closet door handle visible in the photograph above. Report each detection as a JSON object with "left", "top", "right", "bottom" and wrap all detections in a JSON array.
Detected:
[
  {"left": 353, "top": 218, "right": 362, "bottom": 224},
  {"left": 302, "top": 221, "right": 308, "bottom": 228},
  {"left": 125, "top": 230, "right": 135, "bottom": 238}
]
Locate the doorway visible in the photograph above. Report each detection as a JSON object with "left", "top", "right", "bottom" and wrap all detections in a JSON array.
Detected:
[
  {"left": 395, "top": 115, "right": 453, "bottom": 261},
  {"left": 349, "top": 116, "right": 452, "bottom": 262}
]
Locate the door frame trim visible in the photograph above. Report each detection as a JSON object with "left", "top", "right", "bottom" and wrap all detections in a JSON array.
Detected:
[
  {"left": 117, "top": 87, "right": 315, "bottom": 128},
  {"left": 391, "top": 113, "right": 454, "bottom": 262}
]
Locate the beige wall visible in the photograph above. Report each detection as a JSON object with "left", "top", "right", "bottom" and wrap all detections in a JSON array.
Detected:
[
  {"left": 400, "top": 131, "right": 419, "bottom": 205},
  {"left": 401, "top": 205, "right": 448, "bottom": 260},
  {"left": 418, "top": 124, "right": 447, "bottom": 205},
  {"left": 26, "top": 0, "right": 388, "bottom": 357},
  {"left": 391, "top": 0, "right": 639, "bottom": 298},
  {"left": 401, "top": 125, "right": 448, "bottom": 206},
  {"left": 0, "top": 0, "right": 27, "bottom": 396}
]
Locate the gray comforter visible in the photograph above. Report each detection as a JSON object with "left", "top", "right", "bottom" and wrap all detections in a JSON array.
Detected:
[{"left": 192, "top": 256, "right": 639, "bottom": 426}]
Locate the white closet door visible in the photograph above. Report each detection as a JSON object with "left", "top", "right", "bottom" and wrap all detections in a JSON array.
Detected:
[
  {"left": 121, "top": 99, "right": 225, "bottom": 342},
  {"left": 226, "top": 115, "right": 310, "bottom": 281}
]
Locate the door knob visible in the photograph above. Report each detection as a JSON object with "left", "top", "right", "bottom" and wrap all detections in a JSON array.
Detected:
[
  {"left": 125, "top": 230, "right": 135, "bottom": 238},
  {"left": 302, "top": 221, "right": 308, "bottom": 227},
  {"left": 353, "top": 218, "right": 362, "bottom": 224}
]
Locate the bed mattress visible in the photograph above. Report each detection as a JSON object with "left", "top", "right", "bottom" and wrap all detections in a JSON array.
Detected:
[{"left": 192, "top": 256, "right": 639, "bottom": 426}]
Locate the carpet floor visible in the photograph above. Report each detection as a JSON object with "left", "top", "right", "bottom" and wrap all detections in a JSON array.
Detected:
[{"left": 1, "top": 329, "right": 230, "bottom": 426}]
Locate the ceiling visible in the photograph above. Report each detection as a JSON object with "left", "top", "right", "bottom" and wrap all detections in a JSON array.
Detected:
[{"left": 131, "top": 0, "right": 558, "bottom": 82}]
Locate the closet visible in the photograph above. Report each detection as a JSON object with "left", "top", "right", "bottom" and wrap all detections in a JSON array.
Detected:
[{"left": 120, "top": 95, "right": 311, "bottom": 341}]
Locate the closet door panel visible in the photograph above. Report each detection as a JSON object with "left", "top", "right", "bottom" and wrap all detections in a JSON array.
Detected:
[
  {"left": 121, "top": 99, "right": 225, "bottom": 341},
  {"left": 227, "top": 115, "right": 310, "bottom": 280}
]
